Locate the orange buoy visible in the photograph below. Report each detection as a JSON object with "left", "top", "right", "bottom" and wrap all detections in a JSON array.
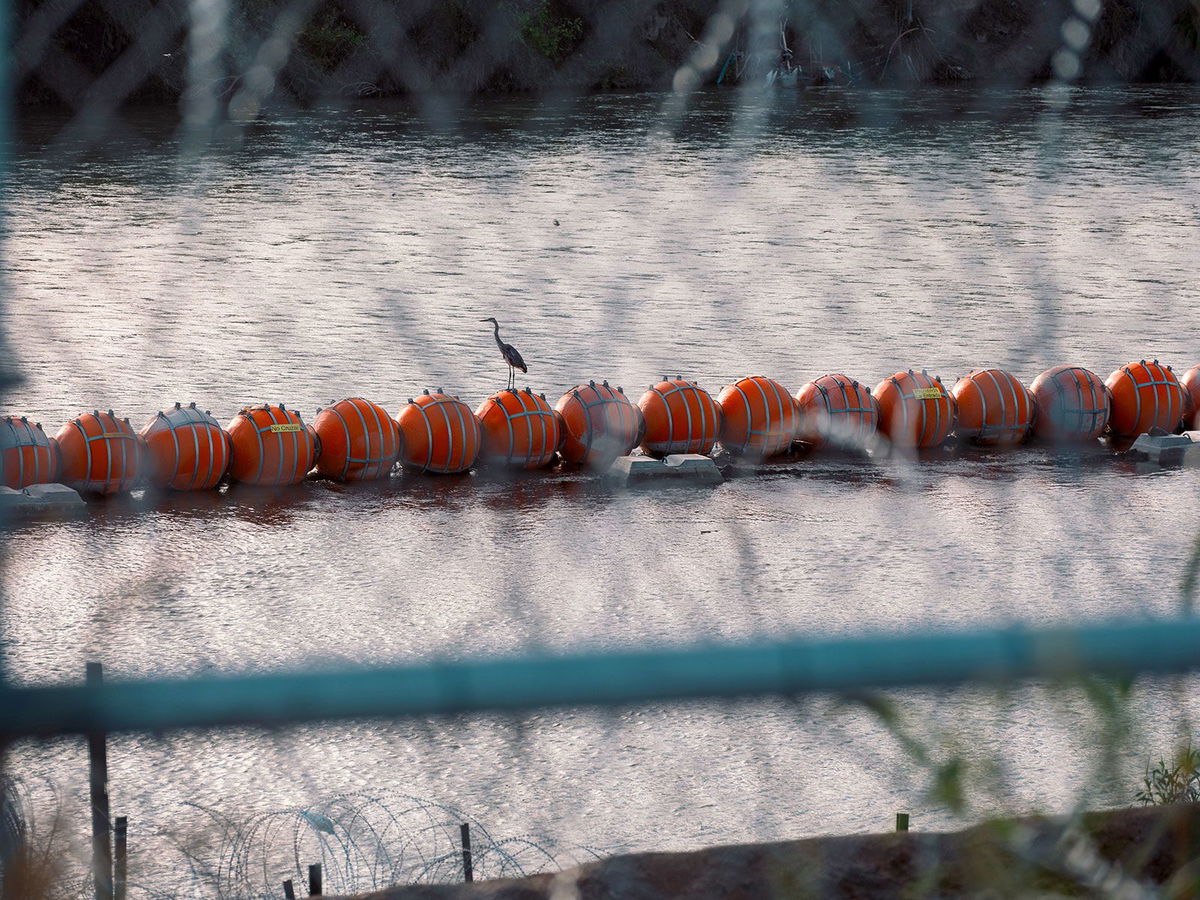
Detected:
[
  {"left": 225, "top": 404, "right": 315, "bottom": 486},
  {"left": 139, "top": 403, "right": 230, "bottom": 491},
  {"left": 1030, "top": 365, "right": 1109, "bottom": 442},
  {"left": 555, "top": 381, "right": 640, "bottom": 467},
  {"left": 54, "top": 410, "right": 141, "bottom": 494},
  {"left": 717, "top": 376, "right": 798, "bottom": 458},
  {"left": 950, "top": 368, "right": 1035, "bottom": 446},
  {"left": 794, "top": 374, "right": 878, "bottom": 449},
  {"left": 474, "top": 388, "right": 559, "bottom": 469},
  {"left": 313, "top": 397, "right": 400, "bottom": 482},
  {"left": 872, "top": 370, "right": 955, "bottom": 449},
  {"left": 396, "top": 390, "right": 481, "bottom": 474},
  {"left": 1, "top": 416, "right": 58, "bottom": 489},
  {"left": 1105, "top": 360, "right": 1186, "bottom": 438},
  {"left": 637, "top": 378, "right": 721, "bottom": 457},
  {"left": 1181, "top": 364, "right": 1200, "bottom": 429}
]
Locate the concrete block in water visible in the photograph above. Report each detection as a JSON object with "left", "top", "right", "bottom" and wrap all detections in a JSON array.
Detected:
[
  {"left": 23, "top": 483, "right": 86, "bottom": 509},
  {"left": 0, "top": 486, "right": 35, "bottom": 514},
  {"left": 608, "top": 454, "right": 723, "bottom": 485},
  {"left": 663, "top": 454, "right": 724, "bottom": 484},
  {"left": 1128, "top": 433, "right": 1195, "bottom": 466}
]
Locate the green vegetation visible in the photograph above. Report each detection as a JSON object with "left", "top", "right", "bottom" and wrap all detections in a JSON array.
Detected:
[
  {"left": 1136, "top": 746, "right": 1200, "bottom": 805},
  {"left": 518, "top": 0, "right": 585, "bottom": 66},
  {"left": 296, "top": 6, "right": 367, "bottom": 73}
]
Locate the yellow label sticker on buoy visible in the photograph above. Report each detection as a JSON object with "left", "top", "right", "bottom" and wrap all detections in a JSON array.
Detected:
[
  {"left": 912, "top": 387, "right": 944, "bottom": 400},
  {"left": 269, "top": 423, "right": 303, "bottom": 433}
]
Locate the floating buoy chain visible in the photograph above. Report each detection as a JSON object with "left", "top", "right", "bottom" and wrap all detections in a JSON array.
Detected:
[{"left": 7, "top": 359, "right": 1199, "bottom": 492}]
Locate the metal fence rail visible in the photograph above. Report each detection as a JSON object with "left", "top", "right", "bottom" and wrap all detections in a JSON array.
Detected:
[{"left": 2, "top": 616, "right": 1198, "bottom": 739}]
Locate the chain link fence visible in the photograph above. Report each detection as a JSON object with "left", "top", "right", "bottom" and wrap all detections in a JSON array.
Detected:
[{"left": 3, "top": 0, "right": 1200, "bottom": 897}]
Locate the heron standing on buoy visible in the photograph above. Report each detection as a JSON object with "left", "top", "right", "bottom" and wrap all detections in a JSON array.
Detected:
[{"left": 481, "top": 317, "right": 528, "bottom": 389}]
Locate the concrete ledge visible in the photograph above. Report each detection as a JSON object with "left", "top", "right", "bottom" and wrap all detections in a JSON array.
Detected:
[
  {"left": 0, "top": 485, "right": 36, "bottom": 512},
  {"left": 23, "top": 483, "right": 86, "bottom": 507},
  {"left": 0, "top": 483, "right": 86, "bottom": 521},
  {"left": 1128, "top": 433, "right": 1197, "bottom": 466},
  {"left": 608, "top": 454, "right": 722, "bottom": 486}
]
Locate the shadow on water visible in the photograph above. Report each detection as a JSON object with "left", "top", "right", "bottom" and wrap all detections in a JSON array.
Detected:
[
  {"left": 1, "top": 436, "right": 1171, "bottom": 535},
  {"left": 15, "top": 85, "right": 1200, "bottom": 180}
]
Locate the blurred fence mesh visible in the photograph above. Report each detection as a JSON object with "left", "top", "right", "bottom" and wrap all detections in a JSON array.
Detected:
[{"left": 3, "top": 0, "right": 1200, "bottom": 897}]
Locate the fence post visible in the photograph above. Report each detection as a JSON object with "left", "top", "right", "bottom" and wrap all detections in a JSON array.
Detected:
[
  {"left": 87, "top": 662, "right": 113, "bottom": 900},
  {"left": 113, "top": 816, "right": 127, "bottom": 900},
  {"left": 308, "top": 863, "right": 322, "bottom": 896},
  {"left": 460, "top": 822, "right": 473, "bottom": 882},
  {"left": 283, "top": 879, "right": 295, "bottom": 899},
  {"left": 896, "top": 812, "right": 910, "bottom": 832}
]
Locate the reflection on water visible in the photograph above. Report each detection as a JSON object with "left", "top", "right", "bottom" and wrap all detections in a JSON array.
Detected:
[{"left": 2, "top": 86, "right": 1200, "bottom": 893}]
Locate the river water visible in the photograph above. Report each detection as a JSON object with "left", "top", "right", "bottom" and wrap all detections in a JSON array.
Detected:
[{"left": 2, "top": 86, "right": 1200, "bottom": 895}]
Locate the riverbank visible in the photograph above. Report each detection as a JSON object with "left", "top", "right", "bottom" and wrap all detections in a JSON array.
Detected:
[
  {"left": 14, "top": 0, "right": 1199, "bottom": 108},
  {"left": 342, "top": 802, "right": 1200, "bottom": 898}
]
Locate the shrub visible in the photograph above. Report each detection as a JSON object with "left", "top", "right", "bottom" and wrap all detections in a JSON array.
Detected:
[
  {"left": 1136, "top": 746, "right": 1200, "bottom": 805},
  {"left": 519, "top": 0, "right": 584, "bottom": 65},
  {"left": 298, "top": 5, "right": 367, "bottom": 72}
]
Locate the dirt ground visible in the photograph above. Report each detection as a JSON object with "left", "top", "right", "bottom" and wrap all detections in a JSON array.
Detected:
[{"left": 339, "top": 802, "right": 1200, "bottom": 899}]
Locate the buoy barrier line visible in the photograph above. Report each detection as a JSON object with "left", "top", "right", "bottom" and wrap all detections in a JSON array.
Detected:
[
  {"left": 517, "top": 410, "right": 543, "bottom": 468},
  {"left": 812, "top": 379, "right": 875, "bottom": 418},
  {"left": 162, "top": 407, "right": 206, "bottom": 491},
  {"left": 951, "top": 369, "right": 1033, "bottom": 447},
  {"left": 413, "top": 399, "right": 440, "bottom": 472},
  {"left": 356, "top": 398, "right": 398, "bottom": 478},
  {"left": 556, "top": 382, "right": 639, "bottom": 466},
  {"left": 314, "top": 398, "right": 399, "bottom": 482},
  {"left": 1065, "top": 369, "right": 1106, "bottom": 435},
  {"left": 639, "top": 380, "right": 720, "bottom": 456},
  {"left": 5, "top": 615, "right": 1200, "bottom": 739},
  {"left": 795, "top": 375, "right": 878, "bottom": 448},
  {"left": 259, "top": 407, "right": 282, "bottom": 484},
  {"left": 573, "top": 387, "right": 614, "bottom": 445},
  {"left": 227, "top": 405, "right": 314, "bottom": 486},
  {"left": 718, "top": 376, "right": 797, "bottom": 456},
  {"left": 8, "top": 359, "right": 1200, "bottom": 489},
  {"left": 663, "top": 383, "right": 694, "bottom": 451},
  {"left": 476, "top": 389, "right": 558, "bottom": 468},
  {"left": 274, "top": 408, "right": 301, "bottom": 484},
  {"left": 79, "top": 419, "right": 132, "bottom": 494},
  {"left": 443, "top": 395, "right": 469, "bottom": 474},
  {"left": 1105, "top": 361, "right": 1186, "bottom": 438},
  {"left": 55, "top": 412, "right": 141, "bottom": 495},
  {"left": 874, "top": 371, "right": 954, "bottom": 449},
  {"left": 332, "top": 408, "right": 358, "bottom": 476},
  {"left": 977, "top": 370, "right": 1020, "bottom": 444},
  {"left": 1, "top": 416, "right": 57, "bottom": 489},
  {"left": 140, "top": 404, "right": 228, "bottom": 491},
  {"left": 401, "top": 393, "right": 479, "bottom": 474},
  {"left": 1032, "top": 366, "right": 1109, "bottom": 442}
]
